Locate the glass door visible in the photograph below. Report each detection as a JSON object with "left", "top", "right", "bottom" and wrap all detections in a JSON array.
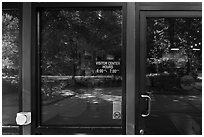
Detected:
[
  {"left": 140, "top": 11, "right": 202, "bottom": 135},
  {"left": 31, "top": 3, "right": 126, "bottom": 135},
  {"left": 2, "top": 3, "right": 22, "bottom": 135}
]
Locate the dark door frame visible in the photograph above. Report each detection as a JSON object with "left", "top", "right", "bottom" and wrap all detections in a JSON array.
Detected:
[
  {"left": 31, "top": 2, "right": 127, "bottom": 135},
  {"left": 135, "top": 2, "right": 202, "bottom": 135}
]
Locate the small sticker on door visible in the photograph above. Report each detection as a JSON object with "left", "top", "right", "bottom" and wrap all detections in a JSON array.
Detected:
[{"left": 113, "top": 101, "right": 121, "bottom": 119}]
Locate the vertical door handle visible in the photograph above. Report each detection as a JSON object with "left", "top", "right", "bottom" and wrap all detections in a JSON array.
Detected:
[{"left": 141, "top": 94, "right": 151, "bottom": 117}]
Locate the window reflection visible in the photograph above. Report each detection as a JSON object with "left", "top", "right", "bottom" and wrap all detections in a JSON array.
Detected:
[
  {"left": 40, "top": 8, "right": 122, "bottom": 126},
  {"left": 146, "top": 18, "right": 202, "bottom": 135},
  {"left": 2, "top": 10, "right": 20, "bottom": 134}
]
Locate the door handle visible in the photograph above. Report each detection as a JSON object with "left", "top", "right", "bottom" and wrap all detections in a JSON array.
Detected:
[{"left": 141, "top": 94, "right": 151, "bottom": 117}]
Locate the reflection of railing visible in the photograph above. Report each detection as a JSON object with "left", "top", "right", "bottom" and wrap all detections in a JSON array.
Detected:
[
  {"left": 41, "top": 75, "right": 122, "bottom": 88},
  {"left": 41, "top": 75, "right": 122, "bottom": 80},
  {"left": 146, "top": 73, "right": 161, "bottom": 77},
  {"left": 2, "top": 75, "right": 19, "bottom": 84}
]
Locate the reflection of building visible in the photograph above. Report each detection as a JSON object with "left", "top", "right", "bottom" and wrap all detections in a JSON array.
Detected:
[
  {"left": 162, "top": 52, "right": 188, "bottom": 68},
  {"left": 147, "top": 49, "right": 201, "bottom": 76}
]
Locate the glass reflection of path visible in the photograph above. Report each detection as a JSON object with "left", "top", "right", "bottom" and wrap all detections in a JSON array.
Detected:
[
  {"left": 146, "top": 94, "right": 202, "bottom": 134},
  {"left": 42, "top": 87, "right": 122, "bottom": 125}
]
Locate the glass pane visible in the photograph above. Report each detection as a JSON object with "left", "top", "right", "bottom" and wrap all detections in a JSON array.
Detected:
[
  {"left": 40, "top": 8, "right": 123, "bottom": 126},
  {"left": 2, "top": 10, "right": 20, "bottom": 134},
  {"left": 145, "top": 18, "right": 202, "bottom": 134}
]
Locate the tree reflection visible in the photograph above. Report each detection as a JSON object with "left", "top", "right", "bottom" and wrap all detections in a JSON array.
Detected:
[
  {"left": 146, "top": 18, "right": 202, "bottom": 92},
  {"left": 40, "top": 9, "right": 123, "bottom": 114},
  {"left": 41, "top": 9, "right": 122, "bottom": 76},
  {"left": 2, "top": 10, "right": 20, "bottom": 126},
  {"left": 2, "top": 11, "right": 20, "bottom": 87}
]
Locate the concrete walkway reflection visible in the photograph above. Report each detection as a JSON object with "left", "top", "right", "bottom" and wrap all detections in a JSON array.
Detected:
[
  {"left": 146, "top": 94, "right": 202, "bottom": 135},
  {"left": 2, "top": 92, "right": 19, "bottom": 125},
  {"left": 42, "top": 87, "right": 122, "bottom": 125}
]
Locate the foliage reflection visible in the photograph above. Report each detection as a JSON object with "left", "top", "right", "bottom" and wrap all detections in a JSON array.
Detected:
[
  {"left": 40, "top": 8, "right": 123, "bottom": 126},
  {"left": 146, "top": 18, "right": 202, "bottom": 135}
]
